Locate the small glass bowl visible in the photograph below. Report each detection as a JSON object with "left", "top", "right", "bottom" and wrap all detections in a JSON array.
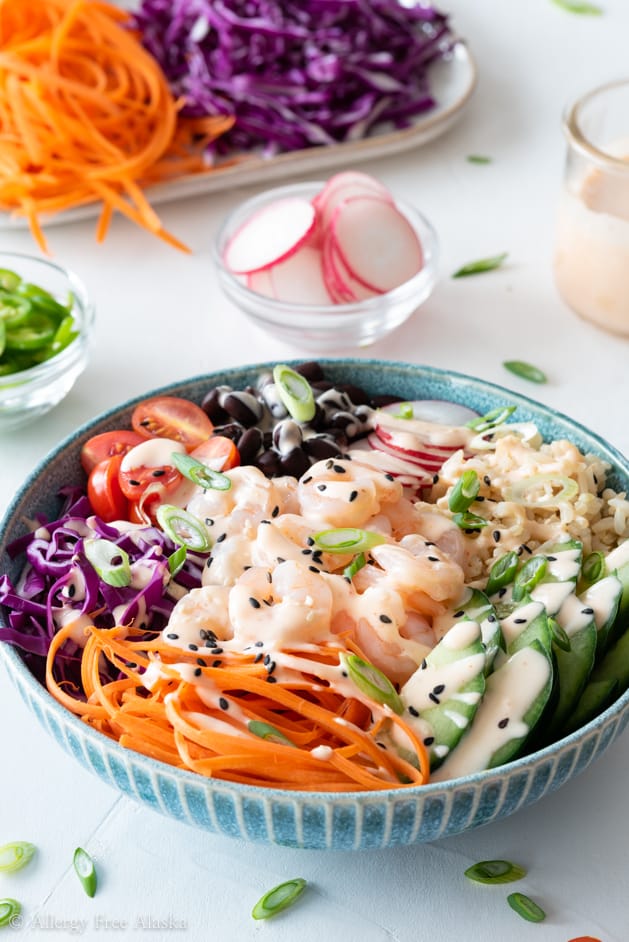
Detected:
[
  {"left": 212, "top": 181, "right": 439, "bottom": 351},
  {"left": 0, "top": 252, "right": 94, "bottom": 431}
]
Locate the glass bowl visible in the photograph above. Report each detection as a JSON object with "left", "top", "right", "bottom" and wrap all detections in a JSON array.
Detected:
[
  {"left": 212, "top": 182, "right": 439, "bottom": 351},
  {"left": 0, "top": 252, "right": 94, "bottom": 431}
]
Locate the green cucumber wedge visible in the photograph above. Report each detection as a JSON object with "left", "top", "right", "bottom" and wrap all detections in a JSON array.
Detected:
[
  {"left": 397, "top": 620, "right": 486, "bottom": 769},
  {"left": 563, "top": 678, "right": 619, "bottom": 735},
  {"left": 433, "top": 588, "right": 502, "bottom": 675},
  {"left": 544, "top": 593, "right": 597, "bottom": 741}
]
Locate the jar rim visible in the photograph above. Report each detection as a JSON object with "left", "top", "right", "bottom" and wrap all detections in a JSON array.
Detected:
[{"left": 563, "top": 78, "right": 629, "bottom": 173}]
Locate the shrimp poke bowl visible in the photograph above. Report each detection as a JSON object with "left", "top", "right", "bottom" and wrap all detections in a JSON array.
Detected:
[{"left": 1, "top": 358, "right": 628, "bottom": 850}]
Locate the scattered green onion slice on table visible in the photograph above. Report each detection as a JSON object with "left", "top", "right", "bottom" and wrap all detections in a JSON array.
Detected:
[
  {"left": 251, "top": 877, "right": 307, "bottom": 920},
  {"left": 452, "top": 253, "right": 508, "bottom": 278},
  {"left": 503, "top": 360, "right": 547, "bottom": 384},
  {"left": 466, "top": 405, "right": 516, "bottom": 432},
  {"left": 156, "top": 505, "right": 212, "bottom": 552},
  {"left": 343, "top": 552, "right": 367, "bottom": 580},
  {"left": 341, "top": 653, "right": 404, "bottom": 714},
  {"left": 549, "top": 616, "right": 572, "bottom": 652},
  {"left": 248, "top": 721, "right": 296, "bottom": 747},
  {"left": 485, "top": 551, "right": 520, "bottom": 596},
  {"left": 73, "top": 847, "right": 97, "bottom": 898},
  {"left": 0, "top": 841, "right": 36, "bottom": 873},
  {"left": 504, "top": 474, "right": 578, "bottom": 507},
  {"left": 580, "top": 551, "right": 605, "bottom": 589},
  {"left": 551, "top": 0, "right": 603, "bottom": 14},
  {"left": 0, "top": 898, "right": 21, "bottom": 928},
  {"left": 466, "top": 154, "right": 492, "bottom": 164},
  {"left": 448, "top": 470, "right": 480, "bottom": 513},
  {"left": 171, "top": 452, "right": 231, "bottom": 491},
  {"left": 452, "top": 511, "right": 488, "bottom": 531},
  {"left": 507, "top": 891, "right": 546, "bottom": 922},
  {"left": 168, "top": 544, "right": 187, "bottom": 576},
  {"left": 84, "top": 539, "right": 131, "bottom": 587},
  {"left": 312, "top": 528, "right": 386, "bottom": 554},
  {"left": 464, "top": 859, "right": 526, "bottom": 884},
  {"left": 512, "top": 555, "right": 548, "bottom": 602},
  {"left": 273, "top": 364, "right": 316, "bottom": 423}
]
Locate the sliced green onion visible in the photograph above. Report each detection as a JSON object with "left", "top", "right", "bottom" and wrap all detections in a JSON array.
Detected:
[
  {"left": 504, "top": 474, "right": 579, "bottom": 507},
  {"left": 452, "top": 252, "right": 508, "bottom": 278},
  {"left": 0, "top": 268, "right": 21, "bottom": 291},
  {"left": 549, "top": 617, "right": 571, "bottom": 652},
  {"left": 452, "top": 512, "right": 488, "bottom": 531},
  {"left": 448, "top": 470, "right": 480, "bottom": 513},
  {"left": 171, "top": 452, "right": 231, "bottom": 491},
  {"left": 503, "top": 360, "right": 547, "bottom": 384},
  {"left": 341, "top": 653, "right": 404, "bottom": 715},
  {"left": 84, "top": 538, "right": 131, "bottom": 587},
  {"left": 464, "top": 859, "right": 526, "bottom": 884},
  {"left": 0, "top": 296, "right": 31, "bottom": 328},
  {"left": 252, "top": 878, "right": 307, "bottom": 920},
  {"left": 395, "top": 402, "right": 414, "bottom": 419},
  {"left": 466, "top": 154, "right": 492, "bottom": 165},
  {"left": 312, "top": 528, "right": 386, "bottom": 554},
  {"left": 551, "top": 0, "right": 603, "bottom": 13},
  {"left": 73, "top": 847, "right": 97, "bottom": 898},
  {"left": 343, "top": 552, "right": 367, "bottom": 580},
  {"left": 248, "top": 721, "right": 296, "bottom": 747},
  {"left": 507, "top": 892, "right": 546, "bottom": 923},
  {"left": 5, "top": 312, "right": 56, "bottom": 351},
  {"left": 0, "top": 898, "right": 21, "bottom": 929},
  {"left": 273, "top": 364, "right": 315, "bottom": 423},
  {"left": 512, "top": 555, "right": 548, "bottom": 602},
  {"left": 466, "top": 405, "right": 516, "bottom": 432},
  {"left": 156, "top": 505, "right": 212, "bottom": 552},
  {"left": 0, "top": 842, "right": 36, "bottom": 873},
  {"left": 168, "top": 544, "right": 187, "bottom": 576},
  {"left": 581, "top": 551, "right": 605, "bottom": 589},
  {"left": 485, "top": 551, "right": 520, "bottom": 596}
]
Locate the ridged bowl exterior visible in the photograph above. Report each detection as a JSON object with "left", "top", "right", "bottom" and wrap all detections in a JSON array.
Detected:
[{"left": 2, "top": 359, "right": 629, "bottom": 850}]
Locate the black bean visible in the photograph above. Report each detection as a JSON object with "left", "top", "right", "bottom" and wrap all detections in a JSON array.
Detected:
[
  {"left": 294, "top": 361, "right": 324, "bottom": 382},
  {"left": 210, "top": 422, "right": 243, "bottom": 444},
  {"left": 255, "top": 449, "right": 282, "bottom": 478},
  {"left": 222, "top": 391, "right": 264, "bottom": 427},
  {"left": 237, "top": 427, "right": 263, "bottom": 464},
  {"left": 311, "top": 379, "right": 334, "bottom": 392},
  {"left": 336, "top": 383, "right": 370, "bottom": 406},
  {"left": 303, "top": 436, "right": 341, "bottom": 460},
  {"left": 280, "top": 447, "right": 310, "bottom": 478},
  {"left": 201, "top": 386, "right": 230, "bottom": 424}
]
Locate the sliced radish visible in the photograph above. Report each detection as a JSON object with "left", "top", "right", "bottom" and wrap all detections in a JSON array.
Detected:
[
  {"left": 247, "top": 267, "right": 276, "bottom": 298},
  {"left": 331, "top": 195, "right": 423, "bottom": 293},
  {"left": 350, "top": 440, "right": 434, "bottom": 487},
  {"left": 374, "top": 425, "right": 457, "bottom": 463},
  {"left": 367, "top": 432, "right": 445, "bottom": 474},
  {"left": 380, "top": 399, "right": 480, "bottom": 426},
  {"left": 315, "top": 171, "right": 392, "bottom": 230},
  {"left": 224, "top": 197, "right": 316, "bottom": 274},
  {"left": 327, "top": 238, "right": 380, "bottom": 302},
  {"left": 268, "top": 244, "right": 333, "bottom": 305},
  {"left": 321, "top": 234, "right": 357, "bottom": 303}
]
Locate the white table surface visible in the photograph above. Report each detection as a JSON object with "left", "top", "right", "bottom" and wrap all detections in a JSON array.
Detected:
[{"left": 1, "top": 2, "right": 629, "bottom": 940}]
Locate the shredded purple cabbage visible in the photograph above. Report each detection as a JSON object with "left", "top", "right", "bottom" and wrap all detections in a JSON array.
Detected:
[
  {"left": 131, "top": 0, "right": 454, "bottom": 156},
  {"left": 0, "top": 489, "right": 205, "bottom": 692}
]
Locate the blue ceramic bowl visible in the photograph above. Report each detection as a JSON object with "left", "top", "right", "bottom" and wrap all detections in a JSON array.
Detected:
[{"left": 2, "top": 359, "right": 629, "bottom": 850}]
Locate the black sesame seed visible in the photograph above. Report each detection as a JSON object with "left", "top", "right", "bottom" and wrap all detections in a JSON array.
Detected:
[
  {"left": 349, "top": 490, "right": 359, "bottom": 502},
  {"left": 333, "top": 464, "right": 346, "bottom": 473},
  {"left": 420, "top": 659, "right": 427, "bottom": 670},
  {"left": 205, "top": 518, "right": 214, "bottom": 527},
  {"left": 546, "top": 555, "right": 557, "bottom": 561},
  {"left": 306, "top": 536, "right": 315, "bottom": 546},
  {"left": 475, "top": 495, "right": 485, "bottom": 502},
  {"left": 408, "top": 706, "right": 419, "bottom": 717},
  {"left": 326, "top": 459, "right": 334, "bottom": 469},
  {"left": 487, "top": 614, "right": 497, "bottom": 623},
  {"left": 260, "top": 519, "right": 271, "bottom": 526},
  {"left": 194, "top": 668, "right": 202, "bottom": 677},
  {"left": 483, "top": 475, "right": 491, "bottom": 486},
  {"left": 254, "top": 641, "right": 264, "bottom": 647},
  {"left": 423, "top": 736, "right": 435, "bottom": 746},
  {"left": 263, "top": 598, "right": 272, "bottom": 606},
  {"left": 216, "top": 533, "right": 226, "bottom": 543},
  {"left": 309, "top": 566, "right": 321, "bottom": 573},
  {"left": 263, "top": 654, "right": 270, "bottom": 665},
  {"left": 197, "top": 658, "right": 206, "bottom": 667},
  {"left": 152, "top": 468, "right": 166, "bottom": 477},
  {"left": 522, "top": 544, "right": 532, "bottom": 554},
  {"left": 188, "top": 643, "right": 198, "bottom": 651},
  {"left": 266, "top": 675, "right": 278, "bottom": 684},
  {"left": 271, "top": 505, "right": 280, "bottom": 518},
  {"left": 206, "top": 557, "right": 213, "bottom": 568},
  {"left": 219, "top": 697, "right": 229, "bottom": 710},
  {"left": 385, "top": 473, "right": 395, "bottom": 481},
  {"left": 453, "top": 610, "right": 464, "bottom": 618},
  {"left": 433, "top": 684, "right": 445, "bottom": 695},
  {"left": 249, "top": 597, "right": 261, "bottom": 609},
  {"left": 498, "top": 587, "right": 507, "bottom": 598},
  {"left": 379, "top": 614, "right": 392, "bottom": 624},
  {"left": 129, "top": 479, "right": 140, "bottom": 487},
  {"left": 429, "top": 692, "right": 440, "bottom": 704},
  {"left": 212, "top": 660, "right": 222, "bottom": 667},
  {"left": 68, "top": 584, "right": 76, "bottom": 598},
  {"left": 211, "top": 647, "right": 223, "bottom": 655},
  {"left": 424, "top": 541, "right": 436, "bottom": 547},
  {"left": 266, "top": 571, "right": 272, "bottom": 582},
  {"left": 514, "top": 618, "right": 526, "bottom": 624},
  {"left": 302, "top": 476, "right": 312, "bottom": 484},
  {"left": 267, "top": 661, "right": 277, "bottom": 675},
  {"left": 276, "top": 556, "right": 286, "bottom": 564},
  {"left": 498, "top": 717, "right": 509, "bottom": 729},
  {"left": 301, "top": 548, "right": 312, "bottom": 555},
  {"left": 516, "top": 546, "right": 524, "bottom": 555},
  {"left": 317, "top": 484, "right": 327, "bottom": 492},
  {"left": 492, "top": 530, "right": 501, "bottom": 543},
  {"left": 427, "top": 556, "right": 440, "bottom": 563},
  {"left": 582, "top": 607, "right": 594, "bottom": 615},
  {"left": 254, "top": 653, "right": 263, "bottom": 663}
]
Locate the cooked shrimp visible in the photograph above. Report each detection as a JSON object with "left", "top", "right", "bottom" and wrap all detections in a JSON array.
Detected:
[
  {"left": 412, "top": 509, "right": 468, "bottom": 568},
  {"left": 186, "top": 465, "right": 289, "bottom": 522},
  {"left": 298, "top": 457, "right": 402, "bottom": 528},
  {"left": 165, "top": 584, "right": 232, "bottom": 649},
  {"left": 250, "top": 513, "right": 353, "bottom": 572},
  {"left": 228, "top": 560, "right": 334, "bottom": 644},
  {"left": 371, "top": 539, "right": 465, "bottom": 605}
]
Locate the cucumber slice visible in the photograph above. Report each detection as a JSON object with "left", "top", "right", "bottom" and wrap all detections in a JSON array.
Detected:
[
  {"left": 563, "top": 678, "right": 619, "bottom": 735},
  {"left": 398, "top": 620, "right": 486, "bottom": 769},
  {"left": 433, "top": 587, "right": 502, "bottom": 675},
  {"left": 431, "top": 640, "right": 553, "bottom": 781},
  {"left": 544, "top": 592, "right": 597, "bottom": 742},
  {"left": 580, "top": 574, "right": 622, "bottom": 656},
  {"left": 529, "top": 540, "right": 582, "bottom": 616}
]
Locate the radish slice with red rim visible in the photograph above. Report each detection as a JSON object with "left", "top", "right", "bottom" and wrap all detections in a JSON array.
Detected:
[
  {"left": 224, "top": 197, "right": 316, "bottom": 274},
  {"left": 247, "top": 268, "right": 276, "bottom": 298},
  {"left": 379, "top": 399, "right": 480, "bottom": 426},
  {"left": 269, "top": 245, "right": 333, "bottom": 305},
  {"left": 330, "top": 195, "right": 423, "bottom": 293},
  {"left": 315, "top": 171, "right": 392, "bottom": 229}
]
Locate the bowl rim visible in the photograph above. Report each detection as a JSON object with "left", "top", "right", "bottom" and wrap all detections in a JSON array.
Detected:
[
  {"left": 1, "top": 356, "right": 628, "bottom": 803},
  {"left": 212, "top": 181, "right": 439, "bottom": 317}
]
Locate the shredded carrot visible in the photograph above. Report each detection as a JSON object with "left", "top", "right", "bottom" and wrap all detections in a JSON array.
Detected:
[
  {"left": 45, "top": 624, "right": 431, "bottom": 793},
  {"left": 0, "top": 0, "right": 235, "bottom": 252}
]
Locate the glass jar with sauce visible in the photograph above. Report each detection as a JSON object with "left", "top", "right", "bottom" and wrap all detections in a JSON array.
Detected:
[{"left": 554, "top": 79, "right": 629, "bottom": 337}]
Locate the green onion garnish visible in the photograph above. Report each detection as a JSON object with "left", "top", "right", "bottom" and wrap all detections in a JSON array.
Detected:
[
  {"left": 73, "top": 848, "right": 97, "bottom": 898},
  {"left": 464, "top": 859, "right": 526, "bottom": 884},
  {"left": 252, "top": 878, "right": 307, "bottom": 920},
  {"left": 156, "top": 505, "right": 212, "bottom": 552},
  {"left": 504, "top": 474, "right": 578, "bottom": 507},
  {"left": 0, "top": 268, "right": 20, "bottom": 292},
  {"left": 168, "top": 544, "right": 187, "bottom": 576},
  {"left": 549, "top": 617, "right": 571, "bottom": 652},
  {"left": 581, "top": 551, "right": 605, "bottom": 589},
  {"left": 485, "top": 551, "right": 520, "bottom": 596},
  {"left": 0, "top": 898, "right": 21, "bottom": 929},
  {"left": 248, "top": 721, "right": 296, "bottom": 747},
  {"left": 507, "top": 892, "right": 546, "bottom": 923},
  {"left": 395, "top": 402, "right": 414, "bottom": 419},
  {"left": 448, "top": 470, "right": 480, "bottom": 513},
  {"left": 312, "top": 528, "right": 386, "bottom": 554},
  {"left": 83, "top": 538, "right": 131, "bottom": 587},
  {"left": 452, "top": 512, "right": 488, "bottom": 531},
  {"left": 0, "top": 842, "right": 36, "bottom": 874},
  {"left": 341, "top": 653, "right": 404, "bottom": 715},
  {"left": 171, "top": 452, "right": 231, "bottom": 491},
  {"left": 343, "top": 552, "right": 367, "bottom": 580},
  {"left": 512, "top": 555, "right": 548, "bottom": 602},
  {"left": 452, "top": 253, "right": 508, "bottom": 278},
  {"left": 551, "top": 0, "right": 603, "bottom": 13},
  {"left": 466, "top": 405, "right": 516, "bottom": 432},
  {"left": 503, "top": 360, "right": 547, "bottom": 384},
  {"left": 466, "top": 155, "right": 492, "bottom": 165},
  {"left": 273, "top": 364, "right": 315, "bottom": 423}
]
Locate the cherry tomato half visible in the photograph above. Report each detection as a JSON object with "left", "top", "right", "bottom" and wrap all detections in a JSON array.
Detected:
[
  {"left": 118, "top": 463, "right": 182, "bottom": 501},
  {"left": 81, "top": 430, "right": 144, "bottom": 475},
  {"left": 131, "top": 396, "right": 213, "bottom": 451},
  {"left": 87, "top": 455, "right": 129, "bottom": 522},
  {"left": 190, "top": 435, "right": 241, "bottom": 471}
]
